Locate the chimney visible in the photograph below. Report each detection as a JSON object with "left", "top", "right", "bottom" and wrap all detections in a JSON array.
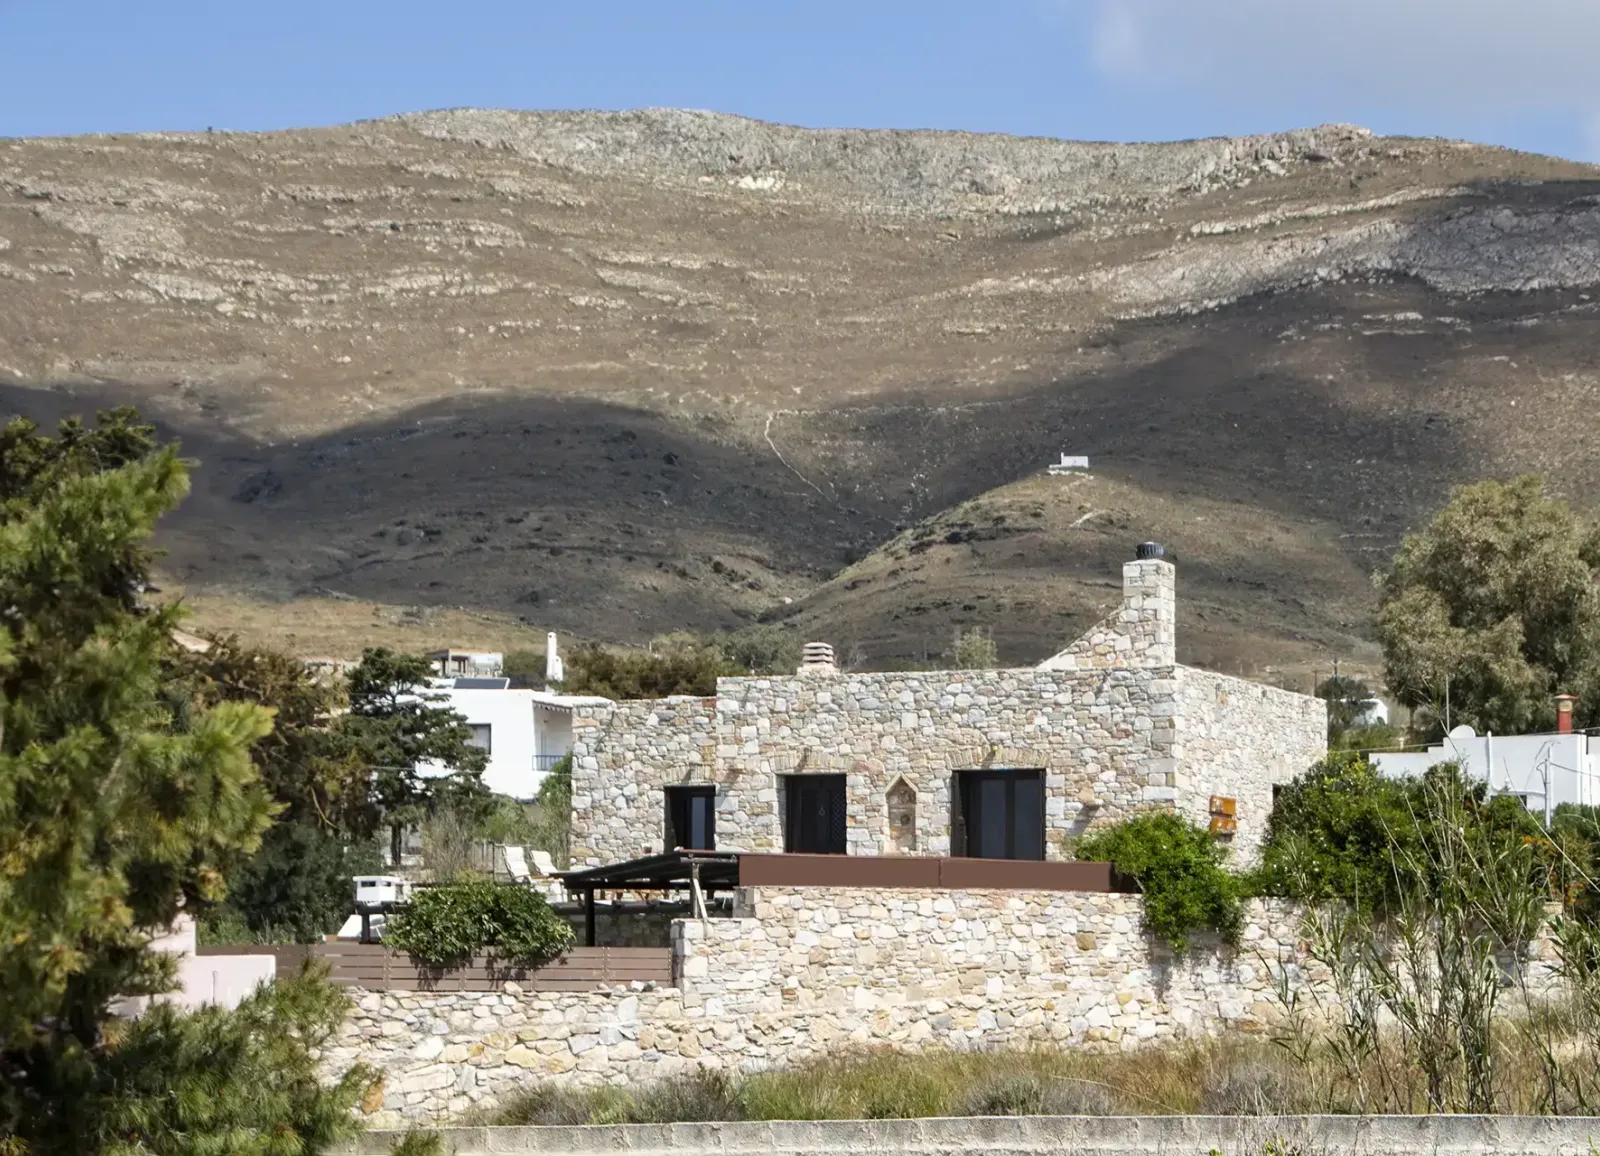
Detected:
[
  {"left": 1120, "top": 543, "right": 1176, "bottom": 668},
  {"left": 796, "top": 641, "right": 838, "bottom": 677},
  {"left": 1556, "top": 693, "right": 1577, "bottom": 735},
  {"left": 546, "top": 632, "right": 564, "bottom": 684}
]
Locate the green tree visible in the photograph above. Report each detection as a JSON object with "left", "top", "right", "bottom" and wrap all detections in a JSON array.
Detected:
[
  {"left": 559, "top": 640, "right": 737, "bottom": 699},
  {"left": 325, "top": 648, "right": 490, "bottom": 862},
  {"left": 949, "top": 627, "right": 999, "bottom": 670},
  {"left": 69, "top": 968, "right": 370, "bottom": 1155},
  {"left": 1377, "top": 476, "right": 1600, "bottom": 737},
  {"left": 0, "top": 410, "right": 364, "bottom": 1150},
  {"left": 173, "top": 633, "right": 361, "bottom": 832},
  {"left": 502, "top": 647, "right": 547, "bottom": 689},
  {"left": 208, "top": 822, "right": 383, "bottom": 944},
  {"left": 713, "top": 625, "right": 801, "bottom": 675}
]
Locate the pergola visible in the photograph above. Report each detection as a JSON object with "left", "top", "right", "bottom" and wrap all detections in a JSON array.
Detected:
[{"left": 559, "top": 850, "right": 739, "bottom": 946}]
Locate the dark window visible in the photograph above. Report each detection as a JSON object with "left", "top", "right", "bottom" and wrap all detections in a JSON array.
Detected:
[
  {"left": 665, "top": 785, "right": 716, "bottom": 851},
  {"left": 468, "top": 724, "right": 492, "bottom": 754},
  {"left": 956, "top": 770, "right": 1045, "bottom": 860},
  {"left": 784, "top": 774, "right": 847, "bottom": 855}
]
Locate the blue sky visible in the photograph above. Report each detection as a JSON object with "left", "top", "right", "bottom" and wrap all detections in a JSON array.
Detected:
[{"left": 4, "top": 0, "right": 1598, "bottom": 160}]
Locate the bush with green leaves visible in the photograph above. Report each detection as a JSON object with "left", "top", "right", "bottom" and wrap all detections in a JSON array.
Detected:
[
  {"left": 1256, "top": 751, "right": 1552, "bottom": 918},
  {"left": 1076, "top": 811, "right": 1242, "bottom": 953},
  {"left": 206, "top": 820, "right": 382, "bottom": 944},
  {"left": 384, "top": 878, "right": 574, "bottom": 968}
]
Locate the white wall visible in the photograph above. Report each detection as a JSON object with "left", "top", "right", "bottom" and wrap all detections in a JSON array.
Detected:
[
  {"left": 427, "top": 687, "right": 540, "bottom": 799},
  {"left": 1372, "top": 729, "right": 1600, "bottom": 817}
]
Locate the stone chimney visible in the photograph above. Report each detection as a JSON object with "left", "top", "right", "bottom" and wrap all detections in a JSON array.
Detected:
[
  {"left": 1556, "top": 693, "right": 1577, "bottom": 735},
  {"left": 796, "top": 641, "right": 838, "bottom": 677},
  {"left": 1120, "top": 543, "right": 1176, "bottom": 668}
]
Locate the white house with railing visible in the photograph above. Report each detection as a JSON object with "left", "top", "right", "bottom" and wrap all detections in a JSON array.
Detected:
[{"left": 421, "top": 635, "right": 609, "bottom": 800}]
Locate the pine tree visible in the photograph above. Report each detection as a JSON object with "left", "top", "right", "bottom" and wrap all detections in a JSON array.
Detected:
[{"left": 0, "top": 410, "right": 366, "bottom": 1150}]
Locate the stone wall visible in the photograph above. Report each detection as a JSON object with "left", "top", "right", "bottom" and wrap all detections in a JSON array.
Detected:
[
  {"left": 1174, "top": 668, "right": 1327, "bottom": 863},
  {"left": 568, "top": 559, "right": 1325, "bottom": 871},
  {"left": 1036, "top": 557, "right": 1175, "bottom": 672},
  {"left": 572, "top": 665, "right": 1177, "bottom": 866},
  {"left": 332, "top": 890, "right": 1321, "bottom": 1126}
]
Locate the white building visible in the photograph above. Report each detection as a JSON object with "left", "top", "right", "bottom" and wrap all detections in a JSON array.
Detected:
[
  {"left": 427, "top": 648, "right": 504, "bottom": 679},
  {"left": 1371, "top": 722, "right": 1600, "bottom": 823},
  {"left": 423, "top": 683, "right": 610, "bottom": 800}
]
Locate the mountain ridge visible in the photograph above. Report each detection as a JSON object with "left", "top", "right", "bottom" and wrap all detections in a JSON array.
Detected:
[{"left": 3, "top": 110, "right": 1599, "bottom": 679}]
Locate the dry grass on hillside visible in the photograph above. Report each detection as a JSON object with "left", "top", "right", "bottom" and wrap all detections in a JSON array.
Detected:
[{"left": 163, "top": 587, "right": 551, "bottom": 660}]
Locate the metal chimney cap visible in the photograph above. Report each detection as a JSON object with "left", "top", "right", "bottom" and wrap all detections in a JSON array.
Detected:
[{"left": 1135, "top": 542, "right": 1166, "bottom": 561}]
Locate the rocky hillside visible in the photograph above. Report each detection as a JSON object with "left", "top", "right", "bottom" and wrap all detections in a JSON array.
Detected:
[{"left": 4, "top": 109, "right": 1600, "bottom": 679}]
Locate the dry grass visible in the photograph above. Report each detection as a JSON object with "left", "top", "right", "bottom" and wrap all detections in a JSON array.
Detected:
[
  {"left": 475, "top": 1025, "right": 1600, "bottom": 1125},
  {"left": 158, "top": 586, "right": 551, "bottom": 660}
]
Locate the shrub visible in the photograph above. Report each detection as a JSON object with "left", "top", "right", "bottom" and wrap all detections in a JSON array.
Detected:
[
  {"left": 384, "top": 878, "right": 573, "bottom": 968},
  {"left": 1076, "top": 811, "right": 1242, "bottom": 953},
  {"left": 69, "top": 967, "right": 373, "bottom": 1154},
  {"left": 210, "top": 821, "right": 383, "bottom": 944},
  {"left": 629, "top": 1070, "right": 744, "bottom": 1123},
  {"left": 960, "top": 1073, "right": 1118, "bottom": 1116},
  {"left": 1199, "top": 1059, "right": 1305, "bottom": 1115}
]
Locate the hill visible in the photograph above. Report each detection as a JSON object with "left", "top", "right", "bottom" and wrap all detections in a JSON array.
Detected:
[{"left": 4, "top": 109, "right": 1600, "bottom": 677}]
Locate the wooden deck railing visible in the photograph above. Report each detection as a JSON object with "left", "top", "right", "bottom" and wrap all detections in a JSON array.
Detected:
[{"left": 197, "top": 942, "right": 673, "bottom": 992}]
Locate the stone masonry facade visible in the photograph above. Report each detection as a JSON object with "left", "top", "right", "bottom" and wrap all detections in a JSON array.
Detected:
[
  {"left": 332, "top": 890, "right": 1323, "bottom": 1126},
  {"left": 569, "top": 557, "right": 1325, "bottom": 867}
]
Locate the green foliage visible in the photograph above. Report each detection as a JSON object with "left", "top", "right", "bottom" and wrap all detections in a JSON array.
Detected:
[
  {"left": 1076, "top": 811, "right": 1242, "bottom": 953},
  {"left": 0, "top": 408, "right": 364, "bottom": 1151},
  {"left": 384, "top": 878, "right": 574, "bottom": 967},
  {"left": 173, "top": 633, "right": 358, "bottom": 831},
  {"left": 1257, "top": 752, "right": 1550, "bottom": 919},
  {"left": 949, "top": 627, "right": 999, "bottom": 670},
  {"left": 1256, "top": 751, "right": 1419, "bottom": 913},
  {"left": 559, "top": 639, "right": 738, "bottom": 698},
  {"left": 18, "top": 967, "right": 372, "bottom": 1155},
  {"left": 323, "top": 647, "right": 490, "bottom": 857},
  {"left": 477, "top": 794, "right": 538, "bottom": 846},
  {"left": 713, "top": 624, "right": 801, "bottom": 675},
  {"left": 207, "top": 821, "right": 382, "bottom": 944},
  {"left": 501, "top": 647, "right": 547, "bottom": 689},
  {"left": 1377, "top": 475, "right": 1600, "bottom": 737},
  {"left": 0, "top": 417, "right": 277, "bottom": 1079},
  {"left": 528, "top": 755, "right": 572, "bottom": 867}
]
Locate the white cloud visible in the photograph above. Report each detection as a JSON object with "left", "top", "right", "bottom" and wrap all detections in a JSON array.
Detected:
[{"left": 1080, "top": 1, "right": 1600, "bottom": 124}]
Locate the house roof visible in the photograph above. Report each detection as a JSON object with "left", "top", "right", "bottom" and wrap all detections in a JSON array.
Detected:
[{"left": 529, "top": 690, "right": 613, "bottom": 712}]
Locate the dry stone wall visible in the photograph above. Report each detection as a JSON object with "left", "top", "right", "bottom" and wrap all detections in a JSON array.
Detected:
[
  {"left": 569, "top": 560, "right": 1326, "bottom": 871},
  {"left": 332, "top": 890, "right": 1321, "bottom": 1126},
  {"left": 572, "top": 665, "right": 1177, "bottom": 866},
  {"left": 1174, "top": 668, "right": 1327, "bottom": 863}
]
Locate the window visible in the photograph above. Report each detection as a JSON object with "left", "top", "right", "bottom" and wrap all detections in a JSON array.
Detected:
[
  {"left": 665, "top": 785, "right": 716, "bottom": 851},
  {"left": 468, "top": 724, "right": 492, "bottom": 754},
  {"left": 784, "top": 774, "right": 848, "bottom": 855},
  {"left": 955, "top": 770, "right": 1044, "bottom": 860}
]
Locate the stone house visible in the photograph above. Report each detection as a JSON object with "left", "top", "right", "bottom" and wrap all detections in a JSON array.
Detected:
[{"left": 569, "top": 547, "right": 1326, "bottom": 869}]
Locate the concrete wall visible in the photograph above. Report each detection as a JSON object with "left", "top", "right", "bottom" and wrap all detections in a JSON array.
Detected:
[
  {"left": 343, "top": 1115, "right": 1600, "bottom": 1156},
  {"left": 568, "top": 559, "right": 1325, "bottom": 869},
  {"left": 1374, "top": 730, "right": 1600, "bottom": 816},
  {"left": 425, "top": 687, "right": 541, "bottom": 800}
]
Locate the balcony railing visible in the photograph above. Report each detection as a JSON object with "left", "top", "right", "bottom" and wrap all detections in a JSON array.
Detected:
[{"left": 533, "top": 754, "right": 569, "bottom": 772}]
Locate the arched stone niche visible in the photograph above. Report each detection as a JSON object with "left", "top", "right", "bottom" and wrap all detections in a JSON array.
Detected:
[{"left": 887, "top": 777, "right": 917, "bottom": 854}]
